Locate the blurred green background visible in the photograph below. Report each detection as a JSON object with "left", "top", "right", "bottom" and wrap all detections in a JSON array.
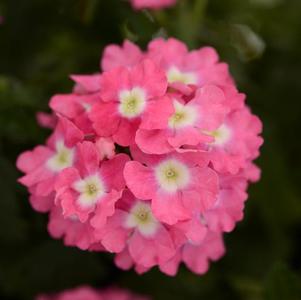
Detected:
[{"left": 0, "top": 0, "right": 301, "bottom": 299}]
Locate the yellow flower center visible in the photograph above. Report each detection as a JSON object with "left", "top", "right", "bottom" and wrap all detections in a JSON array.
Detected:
[
  {"left": 168, "top": 100, "right": 197, "bottom": 129},
  {"left": 126, "top": 202, "right": 159, "bottom": 236},
  {"left": 155, "top": 159, "right": 190, "bottom": 193},
  {"left": 119, "top": 87, "right": 146, "bottom": 118}
]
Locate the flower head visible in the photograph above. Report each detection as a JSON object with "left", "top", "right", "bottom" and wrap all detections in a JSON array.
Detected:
[{"left": 17, "top": 37, "right": 263, "bottom": 276}]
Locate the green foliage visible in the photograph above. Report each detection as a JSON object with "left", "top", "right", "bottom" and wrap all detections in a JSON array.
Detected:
[{"left": 0, "top": 0, "right": 301, "bottom": 299}]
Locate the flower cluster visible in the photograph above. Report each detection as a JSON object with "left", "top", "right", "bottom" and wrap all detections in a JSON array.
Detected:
[
  {"left": 17, "top": 38, "right": 263, "bottom": 276},
  {"left": 130, "top": 0, "right": 177, "bottom": 10},
  {"left": 36, "top": 286, "right": 149, "bottom": 300}
]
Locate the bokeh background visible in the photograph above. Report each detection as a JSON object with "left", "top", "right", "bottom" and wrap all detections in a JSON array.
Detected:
[{"left": 1, "top": 0, "right": 301, "bottom": 299}]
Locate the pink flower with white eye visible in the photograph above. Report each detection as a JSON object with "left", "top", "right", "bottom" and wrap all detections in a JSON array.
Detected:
[
  {"left": 157, "top": 230, "right": 225, "bottom": 276},
  {"left": 124, "top": 147, "right": 218, "bottom": 225},
  {"left": 130, "top": 0, "right": 177, "bottom": 10},
  {"left": 147, "top": 38, "right": 232, "bottom": 88},
  {"left": 203, "top": 179, "right": 248, "bottom": 233},
  {"left": 136, "top": 85, "right": 228, "bottom": 154},
  {"left": 96, "top": 190, "right": 176, "bottom": 268},
  {"left": 17, "top": 117, "right": 84, "bottom": 212},
  {"left": 89, "top": 59, "right": 167, "bottom": 146},
  {"left": 204, "top": 106, "right": 263, "bottom": 174},
  {"left": 55, "top": 141, "right": 130, "bottom": 225},
  {"left": 101, "top": 40, "right": 144, "bottom": 72},
  {"left": 48, "top": 206, "right": 99, "bottom": 250}
]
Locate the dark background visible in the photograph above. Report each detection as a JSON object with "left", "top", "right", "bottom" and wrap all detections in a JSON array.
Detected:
[{"left": 0, "top": 0, "right": 301, "bottom": 299}]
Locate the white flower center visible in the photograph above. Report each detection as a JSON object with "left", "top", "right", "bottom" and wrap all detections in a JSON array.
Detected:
[
  {"left": 167, "top": 67, "right": 197, "bottom": 85},
  {"left": 208, "top": 124, "right": 231, "bottom": 146},
  {"left": 126, "top": 201, "right": 159, "bottom": 236},
  {"left": 168, "top": 100, "right": 197, "bottom": 129},
  {"left": 118, "top": 87, "right": 146, "bottom": 118},
  {"left": 73, "top": 174, "right": 105, "bottom": 208},
  {"left": 155, "top": 159, "right": 190, "bottom": 193},
  {"left": 82, "top": 102, "right": 91, "bottom": 112},
  {"left": 47, "top": 141, "right": 74, "bottom": 172}
]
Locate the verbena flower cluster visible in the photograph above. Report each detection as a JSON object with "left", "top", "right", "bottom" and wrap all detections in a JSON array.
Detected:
[
  {"left": 17, "top": 38, "right": 263, "bottom": 276},
  {"left": 36, "top": 286, "right": 149, "bottom": 300}
]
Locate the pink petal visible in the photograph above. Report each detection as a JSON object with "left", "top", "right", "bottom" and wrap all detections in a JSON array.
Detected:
[
  {"left": 76, "top": 141, "right": 100, "bottom": 176},
  {"left": 124, "top": 161, "right": 157, "bottom": 200},
  {"left": 130, "top": 59, "right": 167, "bottom": 98},
  {"left": 139, "top": 96, "right": 174, "bottom": 130},
  {"left": 113, "top": 118, "right": 139, "bottom": 147},
  {"left": 152, "top": 192, "right": 191, "bottom": 225},
  {"left": 49, "top": 94, "right": 83, "bottom": 119},
  {"left": 101, "top": 40, "right": 144, "bottom": 72},
  {"left": 90, "top": 190, "right": 122, "bottom": 229},
  {"left": 89, "top": 102, "right": 120, "bottom": 137},
  {"left": 135, "top": 129, "right": 172, "bottom": 154},
  {"left": 100, "top": 153, "right": 130, "bottom": 191},
  {"left": 70, "top": 74, "right": 101, "bottom": 93}
]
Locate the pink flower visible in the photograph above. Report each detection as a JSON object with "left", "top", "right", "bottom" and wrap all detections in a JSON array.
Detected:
[
  {"left": 136, "top": 85, "right": 228, "bottom": 154},
  {"left": 17, "top": 117, "right": 84, "bottom": 212},
  {"left": 204, "top": 107, "right": 263, "bottom": 174},
  {"left": 96, "top": 190, "right": 176, "bottom": 268},
  {"left": 115, "top": 229, "right": 225, "bottom": 277},
  {"left": 155, "top": 230, "right": 224, "bottom": 276},
  {"left": 131, "top": 0, "right": 177, "bottom": 10},
  {"left": 181, "top": 231, "right": 225, "bottom": 275},
  {"left": 124, "top": 147, "right": 218, "bottom": 224},
  {"left": 55, "top": 141, "right": 129, "bottom": 225},
  {"left": 147, "top": 38, "right": 232, "bottom": 87},
  {"left": 203, "top": 177, "right": 248, "bottom": 233},
  {"left": 36, "top": 286, "right": 149, "bottom": 300},
  {"left": 48, "top": 206, "right": 99, "bottom": 250},
  {"left": 89, "top": 59, "right": 167, "bottom": 146}
]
